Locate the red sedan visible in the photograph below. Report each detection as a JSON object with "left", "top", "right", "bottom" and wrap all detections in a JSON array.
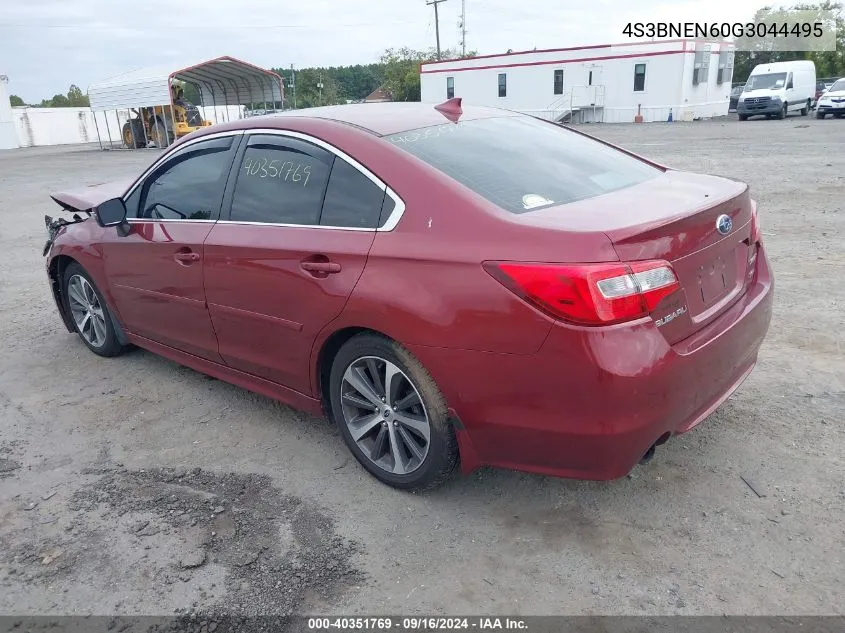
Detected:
[{"left": 43, "top": 100, "right": 773, "bottom": 490}]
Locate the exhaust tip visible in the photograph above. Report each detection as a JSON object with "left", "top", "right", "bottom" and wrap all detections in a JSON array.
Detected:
[
  {"left": 639, "top": 433, "right": 671, "bottom": 465},
  {"left": 639, "top": 444, "right": 656, "bottom": 465}
]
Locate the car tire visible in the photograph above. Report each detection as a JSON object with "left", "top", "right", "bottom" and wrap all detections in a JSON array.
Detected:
[
  {"left": 122, "top": 119, "right": 145, "bottom": 148},
  {"left": 151, "top": 118, "right": 169, "bottom": 148},
  {"left": 329, "top": 333, "right": 459, "bottom": 491},
  {"left": 777, "top": 103, "right": 788, "bottom": 119},
  {"left": 817, "top": 111, "right": 826, "bottom": 119},
  {"left": 738, "top": 114, "right": 748, "bottom": 121},
  {"left": 62, "top": 262, "right": 126, "bottom": 358},
  {"left": 801, "top": 99, "right": 810, "bottom": 116}
]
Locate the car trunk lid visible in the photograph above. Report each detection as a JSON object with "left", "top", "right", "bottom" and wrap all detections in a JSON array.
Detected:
[{"left": 520, "top": 170, "right": 755, "bottom": 343}]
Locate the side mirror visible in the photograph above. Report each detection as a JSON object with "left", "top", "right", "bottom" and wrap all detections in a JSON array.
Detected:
[{"left": 95, "top": 198, "right": 127, "bottom": 228}]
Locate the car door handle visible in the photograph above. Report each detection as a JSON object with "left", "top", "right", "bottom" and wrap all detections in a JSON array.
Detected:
[
  {"left": 174, "top": 251, "right": 201, "bottom": 263},
  {"left": 300, "top": 261, "right": 341, "bottom": 274}
]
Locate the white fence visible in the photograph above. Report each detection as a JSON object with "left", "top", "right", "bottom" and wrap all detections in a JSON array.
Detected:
[{"left": 10, "top": 105, "right": 245, "bottom": 148}]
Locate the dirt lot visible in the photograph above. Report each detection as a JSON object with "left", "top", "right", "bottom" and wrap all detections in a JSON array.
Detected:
[{"left": 0, "top": 115, "right": 843, "bottom": 619}]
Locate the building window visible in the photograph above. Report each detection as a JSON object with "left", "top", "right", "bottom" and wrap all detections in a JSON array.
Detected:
[
  {"left": 553, "top": 69, "right": 563, "bottom": 95},
  {"left": 446, "top": 76, "right": 454, "bottom": 99},
  {"left": 693, "top": 44, "right": 712, "bottom": 85},
  {"left": 633, "top": 64, "right": 646, "bottom": 92},
  {"left": 588, "top": 70, "right": 593, "bottom": 86},
  {"left": 498, "top": 73, "right": 507, "bottom": 97},
  {"left": 716, "top": 50, "right": 734, "bottom": 84}
]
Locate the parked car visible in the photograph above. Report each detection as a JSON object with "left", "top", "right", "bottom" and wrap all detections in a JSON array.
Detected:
[
  {"left": 737, "top": 60, "right": 816, "bottom": 120},
  {"left": 42, "top": 101, "right": 774, "bottom": 490},
  {"left": 816, "top": 77, "right": 845, "bottom": 118},
  {"left": 729, "top": 84, "right": 745, "bottom": 111}
]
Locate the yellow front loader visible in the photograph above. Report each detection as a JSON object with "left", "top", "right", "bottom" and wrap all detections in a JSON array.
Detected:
[{"left": 122, "top": 83, "right": 213, "bottom": 148}]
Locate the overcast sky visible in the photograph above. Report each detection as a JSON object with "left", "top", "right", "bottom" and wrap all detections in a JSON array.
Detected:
[{"left": 2, "top": 0, "right": 763, "bottom": 102}]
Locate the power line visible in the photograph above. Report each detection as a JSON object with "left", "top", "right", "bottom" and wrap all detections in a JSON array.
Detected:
[{"left": 426, "top": 0, "right": 448, "bottom": 60}]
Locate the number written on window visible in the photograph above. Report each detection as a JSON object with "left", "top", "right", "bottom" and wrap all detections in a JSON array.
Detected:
[
  {"left": 230, "top": 144, "right": 330, "bottom": 225},
  {"left": 242, "top": 156, "right": 313, "bottom": 187}
]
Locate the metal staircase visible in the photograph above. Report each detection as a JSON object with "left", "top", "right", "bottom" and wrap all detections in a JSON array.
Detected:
[{"left": 525, "top": 85, "right": 606, "bottom": 123}]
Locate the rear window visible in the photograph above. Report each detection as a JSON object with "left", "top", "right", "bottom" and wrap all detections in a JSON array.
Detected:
[{"left": 384, "top": 116, "right": 660, "bottom": 214}]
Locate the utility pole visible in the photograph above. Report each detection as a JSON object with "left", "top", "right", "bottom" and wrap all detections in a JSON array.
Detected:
[
  {"left": 317, "top": 72, "right": 324, "bottom": 106},
  {"left": 459, "top": 0, "right": 466, "bottom": 57},
  {"left": 426, "top": 0, "right": 448, "bottom": 60}
]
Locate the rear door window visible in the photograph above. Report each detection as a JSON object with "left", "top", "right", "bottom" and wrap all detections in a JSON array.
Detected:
[
  {"left": 228, "top": 136, "right": 333, "bottom": 225},
  {"left": 384, "top": 116, "right": 660, "bottom": 214}
]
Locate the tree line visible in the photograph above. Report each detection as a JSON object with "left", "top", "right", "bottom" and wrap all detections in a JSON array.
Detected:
[
  {"left": 732, "top": 1, "right": 845, "bottom": 82},
  {"left": 9, "top": 84, "right": 89, "bottom": 108},
  {"left": 9, "top": 47, "right": 472, "bottom": 109}
]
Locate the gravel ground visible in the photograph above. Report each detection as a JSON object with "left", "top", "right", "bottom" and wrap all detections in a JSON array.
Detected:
[{"left": 0, "top": 114, "right": 843, "bottom": 618}]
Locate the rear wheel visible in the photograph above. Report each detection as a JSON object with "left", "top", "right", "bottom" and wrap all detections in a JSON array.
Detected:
[
  {"left": 329, "top": 334, "right": 458, "bottom": 490},
  {"left": 151, "top": 118, "right": 169, "bottom": 148},
  {"left": 62, "top": 263, "right": 125, "bottom": 357}
]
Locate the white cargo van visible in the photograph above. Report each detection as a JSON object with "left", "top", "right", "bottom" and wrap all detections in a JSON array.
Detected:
[{"left": 736, "top": 60, "right": 816, "bottom": 120}]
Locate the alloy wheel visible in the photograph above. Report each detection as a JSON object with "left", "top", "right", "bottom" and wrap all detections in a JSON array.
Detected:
[
  {"left": 67, "top": 274, "right": 107, "bottom": 348},
  {"left": 340, "top": 356, "right": 431, "bottom": 475}
]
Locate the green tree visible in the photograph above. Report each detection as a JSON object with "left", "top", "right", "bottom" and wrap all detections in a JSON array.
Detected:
[
  {"left": 380, "top": 47, "right": 474, "bottom": 102},
  {"left": 67, "top": 84, "right": 89, "bottom": 107},
  {"left": 41, "top": 93, "right": 70, "bottom": 107},
  {"left": 9, "top": 95, "right": 24, "bottom": 106}
]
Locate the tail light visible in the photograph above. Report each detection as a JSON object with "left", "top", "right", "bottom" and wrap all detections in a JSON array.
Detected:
[
  {"left": 750, "top": 199, "right": 762, "bottom": 244},
  {"left": 484, "top": 260, "right": 680, "bottom": 326}
]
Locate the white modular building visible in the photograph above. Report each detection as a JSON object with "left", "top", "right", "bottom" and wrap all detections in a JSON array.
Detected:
[{"left": 420, "top": 39, "right": 735, "bottom": 123}]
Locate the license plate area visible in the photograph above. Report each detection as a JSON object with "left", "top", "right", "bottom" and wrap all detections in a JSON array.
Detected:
[{"left": 698, "top": 256, "right": 730, "bottom": 305}]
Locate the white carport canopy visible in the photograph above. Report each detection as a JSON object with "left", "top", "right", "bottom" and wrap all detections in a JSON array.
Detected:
[{"left": 88, "top": 56, "right": 284, "bottom": 111}]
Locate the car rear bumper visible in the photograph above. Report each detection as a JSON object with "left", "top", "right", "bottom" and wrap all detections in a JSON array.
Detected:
[{"left": 410, "top": 246, "right": 774, "bottom": 480}]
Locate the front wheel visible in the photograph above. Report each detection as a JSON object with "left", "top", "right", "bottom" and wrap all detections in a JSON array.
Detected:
[
  {"left": 801, "top": 99, "right": 810, "bottom": 116},
  {"left": 738, "top": 114, "right": 748, "bottom": 121},
  {"left": 329, "top": 334, "right": 459, "bottom": 490},
  {"left": 150, "top": 119, "right": 169, "bottom": 148},
  {"left": 777, "top": 103, "right": 788, "bottom": 119},
  {"left": 62, "top": 263, "right": 126, "bottom": 357},
  {"left": 817, "top": 111, "right": 826, "bottom": 119}
]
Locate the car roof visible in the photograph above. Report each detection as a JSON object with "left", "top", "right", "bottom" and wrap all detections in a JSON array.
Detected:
[{"left": 241, "top": 102, "right": 520, "bottom": 137}]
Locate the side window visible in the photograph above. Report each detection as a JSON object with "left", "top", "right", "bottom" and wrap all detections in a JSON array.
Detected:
[
  {"left": 446, "top": 76, "right": 455, "bottom": 99},
  {"left": 229, "top": 137, "right": 332, "bottom": 225},
  {"left": 498, "top": 73, "right": 507, "bottom": 98},
  {"left": 634, "top": 63, "right": 646, "bottom": 92},
  {"left": 786, "top": 73, "right": 794, "bottom": 89},
  {"left": 136, "top": 137, "right": 234, "bottom": 220},
  {"left": 553, "top": 69, "right": 563, "bottom": 95},
  {"left": 321, "top": 158, "right": 386, "bottom": 228}
]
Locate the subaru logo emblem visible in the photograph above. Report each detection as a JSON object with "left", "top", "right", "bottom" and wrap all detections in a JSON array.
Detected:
[{"left": 716, "top": 214, "right": 733, "bottom": 235}]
